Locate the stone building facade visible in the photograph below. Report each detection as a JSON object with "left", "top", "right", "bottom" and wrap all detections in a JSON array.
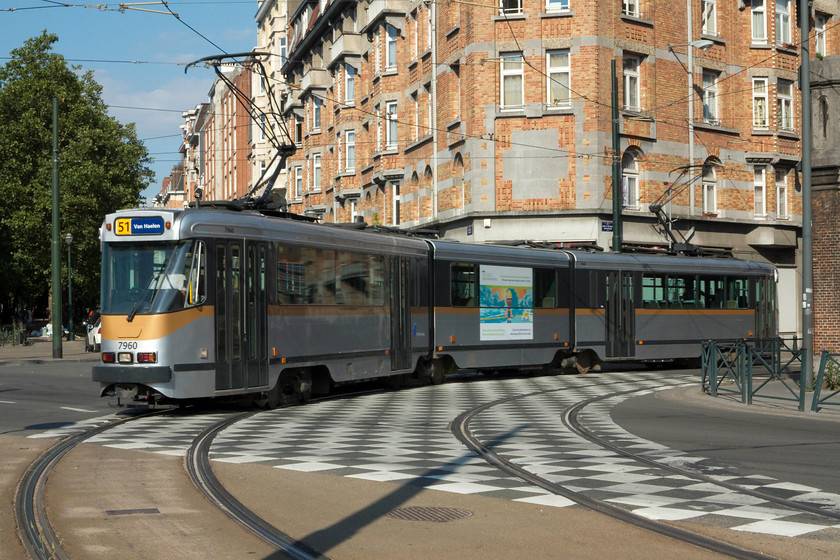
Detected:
[{"left": 278, "top": 0, "right": 840, "bottom": 337}]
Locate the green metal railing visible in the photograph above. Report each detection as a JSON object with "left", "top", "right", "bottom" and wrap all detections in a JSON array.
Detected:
[
  {"left": 702, "top": 338, "right": 806, "bottom": 411},
  {"left": 812, "top": 351, "right": 840, "bottom": 411}
]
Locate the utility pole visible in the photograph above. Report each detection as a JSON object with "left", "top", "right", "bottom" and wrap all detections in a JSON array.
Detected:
[
  {"left": 611, "top": 59, "right": 622, "bottom": 253},
  {"left": 51, "top": 98, "right": 63, "bottom": 358},
  {"left": 799, "top": 0, "right": 813, "bottom": 398}
]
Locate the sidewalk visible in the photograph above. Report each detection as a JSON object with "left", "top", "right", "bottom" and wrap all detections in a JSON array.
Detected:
[{"left": 0, "top": 336, "right": 99, "bottom": 366}]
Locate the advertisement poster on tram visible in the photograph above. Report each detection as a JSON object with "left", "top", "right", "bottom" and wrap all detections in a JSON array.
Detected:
[{"left": 479, "top": 265, "right": 533, "bottom": 341}]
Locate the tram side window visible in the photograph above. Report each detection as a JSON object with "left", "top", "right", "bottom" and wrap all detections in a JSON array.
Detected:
[
  {"left": 641, "top": 274, "right": 698, "bottom": 309},
  {"left": 451, "top": 263, "right": 477, "bottom": 307},
  {"left": 276, "top": 246, "right": 335, "bottom": 305},
  {"left": 533, "top": 268, "right": 557, "bottom": 308},
  {"left": 335, "top": 253, "right": 385, "bottom": 306},
  {"left": 185, "top": 241, "right": 207, "bottom": 306}
]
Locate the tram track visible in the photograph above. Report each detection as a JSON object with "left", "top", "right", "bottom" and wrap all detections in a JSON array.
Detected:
[
  {"left": 450, "top": 386, "right": 782, "bottom": 560},
  {"left": 15, "top": 409, "right": 165, "bottom": 560},
  {"left": 184, "top": 410, "right": 329, "bottom": 560}
]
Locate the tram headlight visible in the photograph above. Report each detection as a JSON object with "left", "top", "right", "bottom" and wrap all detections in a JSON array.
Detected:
[{"left": 117, "top": 352, "right": 133, "bottom": 364}]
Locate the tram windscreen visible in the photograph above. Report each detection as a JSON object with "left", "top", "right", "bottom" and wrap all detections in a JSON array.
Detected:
[{"left": 101, "top": 241, "right": 197, "bottom": 315}]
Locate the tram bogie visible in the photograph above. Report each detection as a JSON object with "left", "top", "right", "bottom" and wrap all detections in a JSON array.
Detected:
[{"left": 93, "top": 206, "right": 777, "bottom": 405}]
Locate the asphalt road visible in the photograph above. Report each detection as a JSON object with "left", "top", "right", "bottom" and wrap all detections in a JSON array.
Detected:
[
  {"left": 611, "top": 385, "right": 840, "bottom": 495},
  {"left": 0, "top": 361, "right": 114, "bottom": 436}
]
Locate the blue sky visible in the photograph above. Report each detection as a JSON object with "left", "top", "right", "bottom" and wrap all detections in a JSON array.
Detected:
[{"left": 1, "top": 1, "right": 258, "bottom": 204}]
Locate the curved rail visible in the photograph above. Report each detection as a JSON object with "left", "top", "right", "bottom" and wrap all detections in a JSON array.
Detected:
[
  {"left": 563, "top": 390, "right": 840, "bottom": 522},
  {"left": 184, "top": 411, "right": 329, "bottom": 560},
  {"left": 15, "top": 411, "right": 162, "bottom": 560},
  {"left": 450, "top": 387, "right": 779, "bottom": 560}
]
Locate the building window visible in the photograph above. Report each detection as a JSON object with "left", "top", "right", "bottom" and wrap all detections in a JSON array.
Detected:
[
  {"left": 345, "top": 130, "right": 355, "bottom": 171},
  {"left": 775, "top": 169, "right": 788, "bottom": 219},
  {"left": 623, "top": 54, "right": 641, "bottom": 112},
  {"left": 751, "top": 0, "right": 766, "bottom": 44},
  {"left": 294, "top": 165, "right": 303, "bottom": 199},
  {"left": 295, "top": 115, "right": 303, "bottom": 144},
  {"left": 500, "top": 53, "right": 524, "bottom": 108},
  {"left": 386, "top": 101, "right": 398, "bottom": 150},
  {"left": 752, "top": 78, "right": 768, "bottom": 129},
  {"left": 816, "top": 14, "right": 827, "bottom": 57},
  {"left": 385, "top": 25, "right": 398, "bottom": 70},
  {"left": 702, "top": 160, "right": 717, "bottom": 214},
  {"left": 621, "top": 149, "right": 640, "bottom": 209},
  {"left": 312, "top": 153, "right": 322, "bottom": 191},
  {"left": 546, "top": 0, "right": 569, "bottom": 11},
  {"left": 259, "top": 114, "right": 267, "bottom": 141},
  {"left": 547, "top": 50, "right": 570, "bottom": 107},
  {"left": 702, "top": 0, "right": 717, "bottom": 36},
  {"left": 622, "top": 0, "right": 639, "bottom": 17},
  {"left": 777, "top": 79, "right": 793, "bottom": 131},
  {"left": 412, "top": 92, "right": 419, "bottom": 140},
  {"left": 425, "top": 83, "right": 433, "bottom": 132},
  {"left": 702, "top": 69, "right": 719, "bottom": 125},
  {"left": 775, "top": 0, "right": 792, "bottom": 46},
  {"left": 312, "top": 97, "right": 322, "bottom": 130},
  {"left": 345, "top": 64, "right": 355, "bottom": 105},
  {"left": 754, "top": 165, "right": 766, "bottom": 217},
  {"left": 411, "top": 11, "right": 419, "bottom": 59},
  {"left": 501, "top": 0, "right": 523, "bottom": 16}
]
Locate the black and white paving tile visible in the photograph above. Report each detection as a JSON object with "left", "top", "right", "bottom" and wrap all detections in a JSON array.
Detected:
[{"left": 30, "top": 373, "right": 840, "bottom": 538}]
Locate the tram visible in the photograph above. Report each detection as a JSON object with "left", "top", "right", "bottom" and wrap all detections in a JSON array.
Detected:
[{"left": 92, "top": 205, "right": 777, "bottom": 406}]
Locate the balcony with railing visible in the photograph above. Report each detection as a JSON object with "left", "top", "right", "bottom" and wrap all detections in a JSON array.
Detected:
[{"left": 327, "top": 33, "right": 362, "bottom": 67}]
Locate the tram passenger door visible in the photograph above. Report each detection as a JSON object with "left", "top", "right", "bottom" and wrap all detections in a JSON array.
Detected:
[
  {"left": 605, "top": 271, "right": 635, "bottom": 358},
  {"left": 215, "top": 241, "right": 267, "bottom": 391},
  {"left": 245, "top": 241, "right": 268, "bottom": 388},
  {"left": 390, "top": 258, "right": 412, "bottom": 371}
]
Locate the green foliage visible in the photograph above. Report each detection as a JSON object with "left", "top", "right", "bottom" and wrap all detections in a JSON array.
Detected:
[
  {"left": 0, "top": 32, "right": 153, "bottom": 316},
  {"left": 824, "top": 358, "right": 840, "bottom": 391}
]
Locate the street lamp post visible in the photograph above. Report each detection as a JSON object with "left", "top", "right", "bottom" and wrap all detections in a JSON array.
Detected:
[{"left": 65, "top": 232, "right": 74, "bottom": 342}]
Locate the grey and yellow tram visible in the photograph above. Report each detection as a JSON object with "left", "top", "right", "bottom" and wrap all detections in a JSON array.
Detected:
[{"left": 93, "top": 206, "right": 777, "bottom": 405}]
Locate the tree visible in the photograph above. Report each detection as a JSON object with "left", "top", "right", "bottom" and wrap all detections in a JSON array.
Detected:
[{"left": 0, "top": 31, "right": 152, "bottom": 325}]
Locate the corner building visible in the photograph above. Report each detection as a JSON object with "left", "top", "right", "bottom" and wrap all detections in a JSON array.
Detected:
[{"left": 282, "top": 0, "right": 840, "bottom": 337}]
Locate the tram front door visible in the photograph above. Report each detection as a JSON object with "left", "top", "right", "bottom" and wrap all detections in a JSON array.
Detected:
[
  {"left": 215, "top": 240, "right": 268, "bottom": 392},
  {"left": 605, "top": 270, "right": 636, "bottom": 358}
]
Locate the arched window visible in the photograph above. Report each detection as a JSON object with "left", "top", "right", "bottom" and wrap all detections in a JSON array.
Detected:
[{"left": 621, "top": 148, "right": 642, "bottom": 209}]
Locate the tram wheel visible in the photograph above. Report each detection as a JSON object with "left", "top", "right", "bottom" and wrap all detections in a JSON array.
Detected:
[
  {"left": 294, "top": 371, "right": 312, "bottom": 403},
  {"left": 262, "top": 381, "right": 282, "bottom": 409}
]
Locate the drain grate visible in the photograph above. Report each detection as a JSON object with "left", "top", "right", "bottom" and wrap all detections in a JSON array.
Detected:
[{"left": 386, "top": 506, "right": 473, "bottom": 523}]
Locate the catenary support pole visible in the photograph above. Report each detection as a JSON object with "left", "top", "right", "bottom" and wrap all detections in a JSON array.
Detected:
[
  {"left": 799, "top": 0, "right": 813, "bottom": 398},
  {"left": 611, "top": 59, "right": 622, "bottom": 253},
  {"left": 51, "top": 98, "right": 63, "bottom": 358}
]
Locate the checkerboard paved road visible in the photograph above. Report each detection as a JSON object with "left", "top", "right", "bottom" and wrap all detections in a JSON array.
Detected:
[{"left": 30, "top": 372, "right": 840, "bottom": 539}]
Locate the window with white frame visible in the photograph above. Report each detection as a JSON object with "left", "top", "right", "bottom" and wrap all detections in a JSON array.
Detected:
[
  {"left": 623, "top": 54, "right": 641, "bottom": 112},
  {"left": 313, "top": 97, "right": 322, "bottom": 130},
  {"left": 702, "top": 160, "right": 717, "bottom": 214},
  {"left": 777, "top": 79, "right": 793, "bottom": 131},
  {"left": 702, "top": 69, "right": 719, "bottom": 124},
  {"left": 312, "top": 153, "right": 322, "bottom": 191},
  {"left": 386, "top": 101, "right": 398, "bottom": 150},
  {"left": 702, "top": 0, "right": 717, "bottom": 36},
  {"left": 279, "top": 38, "right": 286, "bottom": 66},
  {"left": 752, "top": 78, "right": 769, "bottom": 129},
  {"left": 501, "top": 53, "right": 524, "bottom": 108},
  {"left": 754, "top": 165, "right": 766, "bottom": 217},
  {"left": 375, "top": 104, "right": 382, "bottom": 151},
  {"left": 775, "top": 0, "right": 792, "bottom": 46},
  {"left": 425, "top": 83, "right": 433, "bottom": 132},
  {"left": 622, "top": 0, "right": 639, "bottom": 17},
  {"left": 547, "top": 50, "right": 571, "bottom": 107},
  {"left": 259, "top": 114, "right": 267, "bottom": 141},
  {"left": 412, "top": 92, "right": 419, "bottom": 140},
  {"left": 385, "top": 25, "right": 397, "bottom": 70},
  {"left": 751, "top": 0, "right": 766, "bottom": 43},
  {"left": 501, "top": 0, "right": 523, "bottom": 16},
  {"left": 345, "top": 130, "right": 355, "bottom": 171},
  {"left": 411, "top": 11, "right": 419, "bottom": 59},
  {"left": 775, "top": 168, "right": 788, "bottom": 218},
  {"left": 621, "top": 150, "right": 640, "bottom": 208},
  {"left": 295, "top": 115, "right": 303, "bottom": 144},
  {"left": 345, "top": 64, "right": 355, "bottom": 105},
  {"left": 546, "top": 0, "right": 569, "bottom": 11},
  {"left": 294, "top": 165, "right": 303, "bottom": 199},
  {"left": 816, "top": 14, "right": 827, "bottom": 57}
]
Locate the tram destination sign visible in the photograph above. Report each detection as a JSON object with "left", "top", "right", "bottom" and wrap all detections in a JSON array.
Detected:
[{"left": 115, "top": 216, "right": 166, "bottom": 236}]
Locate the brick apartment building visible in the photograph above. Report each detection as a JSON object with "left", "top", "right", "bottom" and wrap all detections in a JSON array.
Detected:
[{"left": 276, "top": 0, "right": 840, "bottom": 337}]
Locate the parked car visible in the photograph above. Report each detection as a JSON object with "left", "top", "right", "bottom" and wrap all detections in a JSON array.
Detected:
[{"left": 85, "top": 316, "right": 101, "bottom": 352}]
